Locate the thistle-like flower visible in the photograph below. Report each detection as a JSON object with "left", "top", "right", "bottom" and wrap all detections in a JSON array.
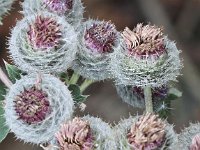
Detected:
[
  {"left": 0, "top": 0, "right": 16, "bottom": 24},
  {"left": 14, "top": 86, "right": 51, "bottom": 124},
  {"left": 114, "top": 113, "right": 178, "bottom": 150},
  {"left": 22, "top": 0, "right": 84, "bottom": 27},
  {"left": 8, "top": 11, "right": 77, "bottom": 74},
  {"left": 50, "top": 116, "right": 116, "bottom": 150},
  {"left": 4, "top": 74, "right": 74, "bottom": 144},
  {"left": 72, "top": 19, "right": 119, "bottom": 80},
  {"left": 27, "top": 16, "right": 62, "bottom": 50},
  {"left": 110, "top": 24, "right": 182, "bottom": 87},
  {"left": 178, "top": 123, "right": 200, "bottom": 150},
  {"left": 116, "top": 85, "right": 168, "bottom": 109},
  {"left": 55, "top": 117, "right": 94, "bottom": 150}
]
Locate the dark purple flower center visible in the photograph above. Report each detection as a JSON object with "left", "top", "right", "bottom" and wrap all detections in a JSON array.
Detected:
[
  {"left": 84, "top": 21, "right": 117, "bottom": 54},
  {"left": 27, "top": 16, "right": 62, "bottom": 50},
  {"left": 14, "top": 86, "right": 51, "bottom": 124},
  {"left": 43, "top": 0, "right": 73, "bottom": 14}
]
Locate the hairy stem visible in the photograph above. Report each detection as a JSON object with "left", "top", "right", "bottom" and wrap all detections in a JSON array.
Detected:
[
  {"left": 0, "top": 67, "right": 12, "bottom": 88},
  {"left": 80, "top": 79, "right": 95, "bottom": 93},
  {"left": 69, "top": 72, "right": 80, "bottom": 84},
  {"left": 144, "top": 86, "right": 153, "bottom": 113}
]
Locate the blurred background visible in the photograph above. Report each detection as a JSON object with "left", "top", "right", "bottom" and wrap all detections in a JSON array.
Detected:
[{"left": 1, "top": 0, "right": 200, "bottom": 149}]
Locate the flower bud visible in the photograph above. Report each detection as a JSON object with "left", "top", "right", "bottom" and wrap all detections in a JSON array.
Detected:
[
  {"left": 9, "top": 11, "right": 77, "bottom": 74},
  {"left": 51, "top": 116, "right": 116, "bottom": 150},
  {"left": 114, "top": 113, "right": 178, "bottom": 150},
  {"left": 111, "top": 24, "right": 182, "bottom": 87},
  {"left": 72, "top": 19, "right": 120, "bottom": 80},
  {"left": 4, "top": 74, "right": 74, "bottom": 144}
]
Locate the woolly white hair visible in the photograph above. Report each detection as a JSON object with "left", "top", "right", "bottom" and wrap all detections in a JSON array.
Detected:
[
  {"left": 178, "top": 123, "right": 200, "bottom": 150},
  {"left": 8, "top": 11, "right": 77, "bottom": 74},
  {"left": 110, "top": 36, "right": 182, "bottom": 87},
  {"left": 0, "top": 0, "right": 16, "bottom": 24},
  {"left": 113, "top": 115, "right": 178, "bottom": 150},
  {"left": 72, "top": 19, "right": 120, "bottom": 81},
  {"left": 49, "top": 115, "right": 117, "bottom": 150},
  {"left": 4, "top": 74, "right": 74, "bottom": 144},
  {"left": 21, "top": 0, "right": 84, "bottom": 28},
  {"left": 115, "top": 84, "right": 145, "bottom": 108}
]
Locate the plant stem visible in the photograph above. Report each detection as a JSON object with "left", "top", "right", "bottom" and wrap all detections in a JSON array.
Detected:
[
  {"left": 69, "top": 72, "right": 80, "bottom": 84},
  {"left": 0, "top": 67, "right": 12, "bottom": 88},
  {"left": 80, "top": 79, "right": 95, "bottom": 93},
  {"left": 144, "top": 85, "right": 153, "bottom": 113}
]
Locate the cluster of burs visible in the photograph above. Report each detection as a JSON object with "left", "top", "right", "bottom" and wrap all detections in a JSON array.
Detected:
[{"left": 0, "top": 0, "right": 199, "bottom": 150}]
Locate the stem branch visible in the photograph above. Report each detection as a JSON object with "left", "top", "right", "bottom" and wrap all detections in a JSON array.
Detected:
[
  {"left": 0, "top": 67, "right": 12, "bottom": 88},
  {"left": 69, "top": 72, "right": 80, "bottom": 84},
  {"left": 144, "top": 86, "right": 153, "bottom": 113},
  {"left": 80, "top": 79, "right": 95, "bottom": 93}
]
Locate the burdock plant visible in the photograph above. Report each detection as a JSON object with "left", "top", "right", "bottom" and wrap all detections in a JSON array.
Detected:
[{"left": 0, "top": 0, "right": 193, "bottom": 150}]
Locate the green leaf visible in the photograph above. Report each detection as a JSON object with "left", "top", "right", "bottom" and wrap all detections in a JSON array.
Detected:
[
  {"left": 68, "top": 84, "right": 89, "bottom": 103},
  {"left": 0, "top": 85, "right": 9, "bottom": 143},
  {"left": 59, "top": 72, "right": 69, "bottom": 84},
  {"left": 167, "top": 88, "right": 182, "bottom": 101},
  {"left": 4, "top": 60, "right": 21, "bottom": 83},
  {"left": 0, "top": 106, "right": 9, "bottom": 143}
]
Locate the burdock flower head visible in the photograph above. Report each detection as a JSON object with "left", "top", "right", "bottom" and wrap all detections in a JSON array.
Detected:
[
  {"left": 116, "top": 84, "right": 168, "bottom": 109},
  {"left": 0, "top": 0, "right": 16, "bottom": 24},
  {"left": 4, "top": 74, "right": 74, "bottom": 144},
  {"left": 72, "top": 19, "right": 119, "bottom": 80},
  {"left": 50, "top": 116, "right": 116, "bottom": 150},
  {"left": 22, "top": 0, "right": 84, "bottom": 27},
  {"left": 55, "top": 117, "right": 94, "bottom": 150},
  {"left": 15, "top": 86, "right": 51, "bottom": 124},
  {"left": 28, "top": 15, "right": 62, "bottom": 50},
  {"left": 9, "top": 11, "right": 77, "bottom": 73},
  {"left": 111, "top": 23, "right": 182, "bottom": 87},
  {"left": 178, "top": 123, "right": 200, "bottom": 150},
  {"left": 114, "top": 113, "right": 178, "bottom": 150}
]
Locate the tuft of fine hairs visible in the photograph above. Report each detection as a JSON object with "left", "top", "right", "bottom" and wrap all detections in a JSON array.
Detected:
[
  {"left": 178, "top": 123, "right": 200, "bottom": 150},
  {"left": 8, "top": 11, "right": 78, "bottom": 74},
  {"left": 21, "top": 0, "right": 84, "bottom": 28},
  {"left": 4, "top": 73, "right": 74, "bottom": 144},
  {"left": 114, "top": 114, "right": 178, "bottom": 150},
  {"left": 110, "top": 24, "right": 183, "bottom": 87},
  {"left": 72, "top": 19, "right": 120, "bottom": 81}
]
